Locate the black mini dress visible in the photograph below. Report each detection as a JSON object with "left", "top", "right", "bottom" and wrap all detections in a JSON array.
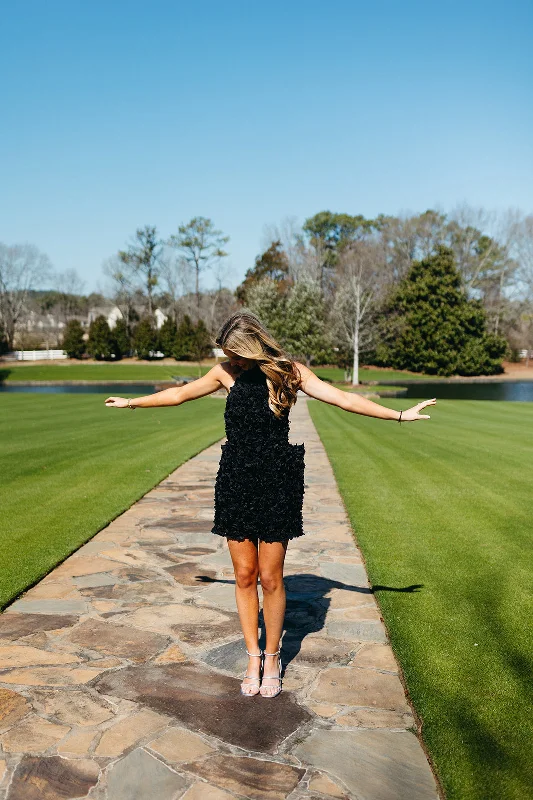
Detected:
[{"left": 211, "top": 363, "right": 306, "bottom": 543}]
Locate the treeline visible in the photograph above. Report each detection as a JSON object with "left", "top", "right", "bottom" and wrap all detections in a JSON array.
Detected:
[
  {"left": 1, "top": 207, "right": 532, "bottom": 378},
  {"left": 62, "top": 315, "right": 212, "bottom": 362}
]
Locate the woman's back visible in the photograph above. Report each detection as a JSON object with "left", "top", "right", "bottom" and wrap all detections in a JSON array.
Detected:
[{"left": 212, "top": 362, "right": 306, "bottom": 543}]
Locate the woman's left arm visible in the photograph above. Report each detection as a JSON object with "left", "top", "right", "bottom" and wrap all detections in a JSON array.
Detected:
[{"left": 295, "top": 362, "right": 436, "bottom": 422}]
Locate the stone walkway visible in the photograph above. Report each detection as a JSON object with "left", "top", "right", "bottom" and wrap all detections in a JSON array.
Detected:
[{"left": 0, "top": 397, "right": 442, "bottom": 800}]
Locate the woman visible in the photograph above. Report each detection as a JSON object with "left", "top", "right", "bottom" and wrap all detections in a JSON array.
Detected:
[{"left": 105, "top": 312, "right": 436, "bottom": 698}]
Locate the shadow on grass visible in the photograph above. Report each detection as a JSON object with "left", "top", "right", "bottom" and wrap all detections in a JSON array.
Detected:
[{"left": 0, "top": 369, "right": 11, "bottom": 383}]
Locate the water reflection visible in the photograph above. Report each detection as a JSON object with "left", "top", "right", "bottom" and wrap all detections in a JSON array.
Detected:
[
  {"left": 1, "top": 380, "right": 532, "bottom": 401},
  {"left": 402, "top": 381, "right": 533, "bottom": 402}
]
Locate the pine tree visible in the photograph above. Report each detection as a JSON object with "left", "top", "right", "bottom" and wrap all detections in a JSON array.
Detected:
[
  {"left": 378, "top": 245, "right": 507, "bottom": 376},
  {"left": 0, "top": 323, "right": 8, "bottom": 355},
  {"left": 172, "top": 315, "right": 196, "bottom": 360},
  {"left": 283, "top": 280, "right": 333, "bottom": 365},
  {"left": 132, "top": 318, "right": 157, "bottom": 360},
  {"left": 190, "top": 319, "right": 213, "bottom": 362},
  {"left": 87, "top": 316, "right": 114, "bottom": 360},
  {"left": 246, "top": 277, "right": 287, "bottom": 342},
  {"left": 61, "top": 319, "right": 85, "bottom": 359},
  {"left": 111, "top": 319, "right": 131, "bottom": 360},
  {"left": 158, "top": 317, "right": 178, "bottom": 357},
  {"left": 236, "top": 241, "right": 290, "bottom": 304}
]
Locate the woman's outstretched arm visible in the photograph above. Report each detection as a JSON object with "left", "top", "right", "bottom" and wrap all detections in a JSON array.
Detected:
[
  {"left": 104, "top": 365, "right": 225, "bottom": 409},
  {"left": 294, "top": 362, "right": 436, "bottom": 422}
]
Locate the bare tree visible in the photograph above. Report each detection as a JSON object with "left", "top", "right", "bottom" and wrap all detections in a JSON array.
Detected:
[
  {"left": 330, "top": 240, "right": 387, "bottom": 385},
  {"left": 158, "top": 247, "right": 195, "bottom": 323},
  {"left": 515, "top": 214, "right": 533, "bottom": 296},
  {"left": 118, "top": 226, "right": 163, "bottom": 318},
  {"left": 261, "top": 216, "right": 305, "bottom": 273},
  {"left": 167, "top": 217, "right": 229, "bottom": 313},
  {"left": 102, "top": 254, "right": 138, "bottom": 328},
  {"left": 448, "top": 204, "right": 501, "bottom": 293},
  {"left": 52, "top": 268, "right": 86, "bottom": 322},
  {"left": 0, "top": 243, "right": 52, "bottom": 349}
]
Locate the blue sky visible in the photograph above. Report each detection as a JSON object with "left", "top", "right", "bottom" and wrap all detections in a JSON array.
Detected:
[{"left": 1, "top": 0, "right": 532, "bottom": 294}]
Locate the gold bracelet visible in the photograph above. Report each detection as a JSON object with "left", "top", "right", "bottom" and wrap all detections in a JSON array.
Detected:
[{"left": 127, "top": 399, "right": 136, "bottom": 410}]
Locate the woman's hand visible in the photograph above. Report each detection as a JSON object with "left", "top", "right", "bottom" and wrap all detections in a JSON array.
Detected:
[
  {"left": 104, "top": 397, "right": 129, "bottom": 408},
  {"left": 401, "top": 398, "right": 437, "bottom": 421}
]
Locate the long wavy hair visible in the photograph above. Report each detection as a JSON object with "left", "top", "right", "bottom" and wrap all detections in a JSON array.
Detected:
[{"left": 213, "top": 312, "right": 302, "bottom": 419}]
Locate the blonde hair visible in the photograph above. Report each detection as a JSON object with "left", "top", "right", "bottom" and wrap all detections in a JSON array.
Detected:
[{"left": 213, "top": 311, "right": 302, "bottom": 419}]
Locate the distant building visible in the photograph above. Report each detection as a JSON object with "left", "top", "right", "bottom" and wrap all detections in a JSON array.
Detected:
[
  {"left": 23, "top": 310, "right": 66, "bottom": 333},
  {"left": 87, "top": 304, "right": 123, "bottom": 329}
]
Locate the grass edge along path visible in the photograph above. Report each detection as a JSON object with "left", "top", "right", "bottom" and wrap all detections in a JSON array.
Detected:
[
  {"left": 0, "top": 393, "right": 225, "bottom": 610},
  {"left": 307, "top": 398, "right": 533, "bottom": 800}
]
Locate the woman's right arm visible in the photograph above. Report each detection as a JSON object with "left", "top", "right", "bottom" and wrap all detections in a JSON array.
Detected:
[{"left": 104, "top": 364, "right": 226, "bottom": 409}]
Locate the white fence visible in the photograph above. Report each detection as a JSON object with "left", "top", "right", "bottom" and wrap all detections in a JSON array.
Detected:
[{"left": 6, "top": 349, "right": 68, "bottom": 361}]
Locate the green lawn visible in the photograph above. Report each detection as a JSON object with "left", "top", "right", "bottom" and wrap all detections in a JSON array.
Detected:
[
  {"left": 1, "top": 363, "right": 446, "bottom": 383},
  {"left": 0, "top": 394, "right": 225, "bottom": 609},
  {"left": 0, "top": 364, "right": 202, "bottom": 381},
  {"left": 307, "top": 398, "right": 532, "bottom": 800}
]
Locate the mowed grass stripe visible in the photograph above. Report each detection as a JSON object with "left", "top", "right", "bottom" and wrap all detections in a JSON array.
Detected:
[
  {"left": 0, "top": 394, "right": 225, "bottom": 609},
  {"left": 307, "top": 398, "right": 532, "bottom": 800},
  {"left": 2, "top": 363, "right": 445, "bottom": 383}
]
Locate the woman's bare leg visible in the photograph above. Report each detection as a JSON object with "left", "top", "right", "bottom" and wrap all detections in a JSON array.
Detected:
[
  {"left": 227, "top": 538, "right": 261, "bottom": 695},
  {"left": 258, "top": 539, "right": 288, "bottom": 696}
]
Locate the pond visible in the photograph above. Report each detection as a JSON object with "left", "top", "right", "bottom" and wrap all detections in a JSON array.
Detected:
[
  {"left": 401, "top": 380, "right": 533, "bottom": 402},
  {"left": 0, "top": 384, "right": 159, "bottom": 395},
  {"left": 1, "top": 380, "right": 533, "bottom": 401}
]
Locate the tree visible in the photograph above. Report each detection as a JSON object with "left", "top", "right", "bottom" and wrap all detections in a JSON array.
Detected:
[
  {"left": 236, "top": 241, "right": 290, "bottom": 305},
  {"left": 330, "top": 240, "right": 386, "bottom": 385},
  {"left": 158, "top": 248, "right": 194, "bottom": 324},
  {"left": 118, "top": 226, "right": 162, "bottom": 318},
  {"left": 111, "top": 318, "right": 131, "bottom": 360},
  {"left": 0, "top": 321, "right": 10, "bottom": 354},
  {"left": 246, "top": 277, "right": 287, "bottom": 342},
  {"left": 168, "top": 217, "right": 229, "bottom": 313},
  {"left": 0, "top": 243, "right": 52, "bottom": 349},
  {"left": 157, "top": 317, "right": 178, "bottom": 357},
  {"left": 61, "top": 319, "right": 85, "bottom": 359},
  {"left": 283, "top": 280, "right": 332, "bottom": 366},
  {"left": 52, "top": 269, "right": 86, "bottom": 322},
  {"left": 189, "top": 319, "right": 213, "bottom": 369},
  {"left": 172, "top": 315, "right": 196, "bottom": 361},
  {"left": 102, "top": 254, "right": 139, "bottom": 328},
  {"left": 303, "top": 212, "right": 374, "bottom": 294},
  {"left": 376, "top": 246, "right": 507, "bottom": 376},
  {"left": 132, "top": 318, "right": 158, "bottom": 360},
  {"left": 87, "top": 316, "right": 115, "bottom": 360}
]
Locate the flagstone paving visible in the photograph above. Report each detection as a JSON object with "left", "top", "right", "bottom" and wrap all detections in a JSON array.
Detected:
[{"left": 0, "top": 397, "right": 442, "bottom": 800}]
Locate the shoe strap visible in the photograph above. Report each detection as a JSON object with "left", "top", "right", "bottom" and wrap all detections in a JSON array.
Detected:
[
  {"left": 263, "top": 649, "right": 280, "bottom": 656},
  {"left": 246, "top": 650, "right": 263, "bottom": 657}
]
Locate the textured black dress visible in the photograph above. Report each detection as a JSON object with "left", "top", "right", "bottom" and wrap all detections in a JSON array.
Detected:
[{"left": 211, "top": 363, "right": 306, "bottom": 543}]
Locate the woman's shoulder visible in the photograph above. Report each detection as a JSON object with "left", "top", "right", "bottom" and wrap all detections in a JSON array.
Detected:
[
  {"left": 219, "top": 360, "right": 241, "bottom": 381},
  {"left": 292, "top": 360, "right": 310, "bottom": 391}
]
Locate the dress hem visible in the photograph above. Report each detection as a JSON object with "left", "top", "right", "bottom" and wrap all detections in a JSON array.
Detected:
[{"left": 211, "top": 527, "right": 305, "bottom": 543}]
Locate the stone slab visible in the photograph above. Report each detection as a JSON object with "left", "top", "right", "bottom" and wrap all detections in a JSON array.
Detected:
[
  {"left": 106, "top": 747, "right": 188, "bottom": 800},
  {"left": 310, "top": 666, "right": 410, "bottom": 711},
  {"left": 293, "top": 729, "right": 439, "bottom": 800},
  {"left": 7, "top": 755, "right": 100, "bottom": 800},
  {"left": 183, "top": 753, "right": 305, "bottom": 800},
  {"left": 92, "top": 662, "right": 312, "bottom": 753}
]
